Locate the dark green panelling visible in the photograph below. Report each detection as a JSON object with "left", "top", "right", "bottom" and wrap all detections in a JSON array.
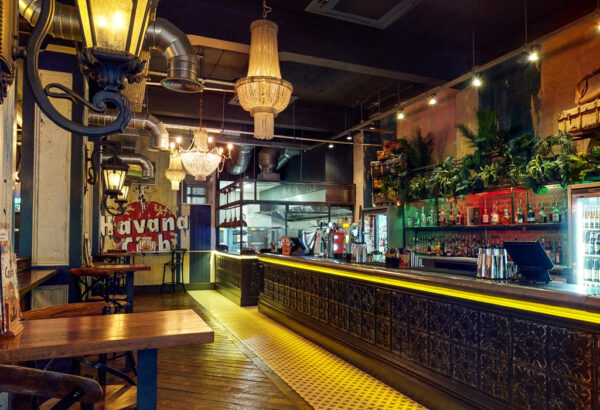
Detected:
[
  {"left": 189, "top": 251, "right": 211, "bottom": 283},
  {"left": 478, "top": 55, "right": 541, "bottom": 135},
  {"left": 388, "top": 205, "right": 404, "bottom": 249}
]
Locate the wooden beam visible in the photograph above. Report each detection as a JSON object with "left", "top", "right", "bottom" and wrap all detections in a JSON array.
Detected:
[{"left": 187, "top": 35, "right": 442, "bottom": 85}]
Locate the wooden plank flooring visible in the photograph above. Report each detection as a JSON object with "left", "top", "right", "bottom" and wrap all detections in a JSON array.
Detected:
[{"left": 134, "top": 292, "right": 310, "bottom": 409}]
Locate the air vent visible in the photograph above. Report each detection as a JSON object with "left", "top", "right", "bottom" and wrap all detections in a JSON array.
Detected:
[{"left": 305, "top": 0, "right": 420, "bottom": 29}]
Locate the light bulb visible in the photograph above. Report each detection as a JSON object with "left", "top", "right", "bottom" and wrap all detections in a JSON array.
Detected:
[
  {"left": 472, "top": 76, "right": 482, "bottom": 87},
  {"left": 328, "top": 143, "right": 334, "bottom": 149},
  {"left": 227, "top": 143, "right": 233, "bottom": 150},
  {"left": 346, "top": 135, "right": 353, "bottom": 140},
  {"left": 208, "top": 136, "right": 214, "bottom": 143},
  {"left": 528, "top": 51, "right": 539, "bottom": 62},
  {"left": 397, "top": 111, "right": 405, "bottom": 120},
  {"left": 175, "top": 136, "right": 182, "bottom": 144},
  {"left": 428, "top": 95, "right": 437, "bottom": 105},
  {"left": 169, "top": 142, "right": 175, "bottom": 149},
  {"left": 218, "top": 147, "right": 223, "bottom": 154}
]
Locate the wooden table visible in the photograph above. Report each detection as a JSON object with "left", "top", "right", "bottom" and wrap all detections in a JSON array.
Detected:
[
  {"left": 17, "top": 269, "right": 58, "bottom": 297},
  {"left": 0, "top": 309, "right": 214, "bottom": 409},
  {"left": 81, "top": 264, "right": 151, "bottom": 313}
]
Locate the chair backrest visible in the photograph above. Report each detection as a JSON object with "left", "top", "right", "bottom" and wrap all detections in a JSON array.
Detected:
[{"left": 0, "top": 364, "right": 103, "bottom": 403}]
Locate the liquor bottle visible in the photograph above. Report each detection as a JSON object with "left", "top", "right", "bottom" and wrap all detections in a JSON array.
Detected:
[
  {"left": 426, "top": 209, "right": 434, "bottom": 227},
  {"left": 449, "top": 206, "right": 455, "bottom": 226},
  {"left": 597, "top": 206, "right": 600, "bottom": 229},
  {"left": 515, "top": 200, "right": 524, "bottom": 224},
  {"left": 585, "top": 231, "right": 590, "bottom": 253},
  {"left": 490, "top": 202, "right": 499, "bottom": 225},
  {"left": 539, "top": 203, "right": 547, "bottom": 224},
  {"left": 551, "top": 203, "right": 560, "bottom": 223},
  {"left": 553, "top": 242, "right": 560, "bottom": 264},
  {"left": 413, "top": 210, "right": 420, "bottom": 227},
  {"left": 440, "top": 207, "right": 446, "bottom": 227},
  {"left": 590, "top": 233, "right": 596, "bottom": 255},
  {"left": 482, "top": 206, "right": 489, "bottom": 224},
  {"left": 420, "top": 206, "right": 426, "bottom": 227},
  {"left": 526, "top": 203, "right": 535, "bottom": 223},
  {"left": 585, "top": 208, "right": 589, "bottom": 229},
  {"left": 457, "top": 208, "right": 464, "bottom": 225},
  {"left": 502, "top": 206, "right": 511, "bottom": 225},
  {"left": 594, "top": 232, "right": 600, "bottom": 255},
  {"left": 594, "top": 260, "right": 600, "bottom": 282},
  {"left": 585, "top": 259, "right": 593, "bottom": 282}
]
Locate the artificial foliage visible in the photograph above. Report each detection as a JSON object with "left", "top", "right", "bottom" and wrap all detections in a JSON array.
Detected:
[{"left": 381, "top": 108, "right": 600, "bottom": 204}]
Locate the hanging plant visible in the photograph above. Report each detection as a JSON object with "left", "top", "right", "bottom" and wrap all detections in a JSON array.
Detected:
[
  {"left": 429, "top": 157, "right": 469, "bottom": 198},
  {"left": 408, "top": 175, "right": 429, "bottom": 200}
]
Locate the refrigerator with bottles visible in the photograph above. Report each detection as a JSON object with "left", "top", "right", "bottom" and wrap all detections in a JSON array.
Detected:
[{"left": 568, "top": 182, "right": 600, "bottom": 285}]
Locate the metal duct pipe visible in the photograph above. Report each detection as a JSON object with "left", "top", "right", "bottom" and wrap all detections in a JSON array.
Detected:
[
  {"left": 258, "top": 148, "right": 280, "bottom": 180},
  {"left": 276, "top": 149, "right": 300, "bottom": 171},
  {"left": 226, "top": 145, "right": 253, "bottom": 175},
  {"left": 18, "top": 2, "right": 202, "bottom": 93},
  {"left": 19, "top": 0, "right": 81, "bottom": 41},
  {"left": 100, "top": 152, "right": 154, "bottom": 179},
  {"left": 144, "top": 18, "right": 202, "bottom": 93},
  {"left": 89, "top": 112, "right": 169, "bottom": 152}
]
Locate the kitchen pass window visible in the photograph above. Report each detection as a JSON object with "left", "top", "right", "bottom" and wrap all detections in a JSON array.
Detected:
[{"left": 186, "top": 186, "right": 206, "bottom": 204}]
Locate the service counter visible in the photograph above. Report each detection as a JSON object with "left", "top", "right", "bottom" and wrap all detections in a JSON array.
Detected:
[
  {"left": 213, "top": 251, "right": 261, "bottom": 306},
  {"left": 257, "top": 254, "right": 600, "bottom": 410}
]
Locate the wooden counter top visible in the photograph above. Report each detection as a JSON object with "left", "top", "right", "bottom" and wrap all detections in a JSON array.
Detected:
[{"left": 0, "top": 309, "right": 214, "bottom": 363}]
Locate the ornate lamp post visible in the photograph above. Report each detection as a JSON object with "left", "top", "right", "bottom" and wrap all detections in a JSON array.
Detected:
[{"left": 23, "top": 0, "right": 155, "bottom": 136}]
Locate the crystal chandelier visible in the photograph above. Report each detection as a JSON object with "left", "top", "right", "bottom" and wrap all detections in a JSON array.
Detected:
[
  {"left": 235, "top": 2, "right": 292, "bottom": 140},
  {"left": 165, "top": 150, "right": 187, "bottom": 190},
  {"left": 180, "top": 129, "right": 226, "bottom": 181}
]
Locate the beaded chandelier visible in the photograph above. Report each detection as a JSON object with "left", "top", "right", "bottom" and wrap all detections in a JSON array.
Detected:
[
  {"left": 164, "top": 151, "right": 187, "bottom": 190},
  {"left": 235, "top": 5, "right": 292, "bottom": 140},
  {"left": 180, "top": 129, "right": 224, "bottom": 181}
]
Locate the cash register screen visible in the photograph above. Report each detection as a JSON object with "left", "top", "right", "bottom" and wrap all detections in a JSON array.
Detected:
[{"left": 504, "top": 241, "right": 554, "bottom": 282}]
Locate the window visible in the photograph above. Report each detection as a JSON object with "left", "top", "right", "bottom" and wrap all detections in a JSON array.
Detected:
[{"left": 186, "top": 186, "right": 206, "bottom": 204}]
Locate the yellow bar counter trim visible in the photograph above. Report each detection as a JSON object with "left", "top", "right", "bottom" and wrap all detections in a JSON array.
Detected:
[
  {"left": 213, "top": 250, "right": 259, "bottom": 260},
  {"left": 260, "top": 257, "right": 600, "bottom": 325}
]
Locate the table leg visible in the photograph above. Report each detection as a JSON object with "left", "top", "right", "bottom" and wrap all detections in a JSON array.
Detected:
[
  {"left": 137, "top": 348, "right": 157, "bottom": 410},
  {"left": 126, "top": 271, "right": 134, "bottom": 313}
]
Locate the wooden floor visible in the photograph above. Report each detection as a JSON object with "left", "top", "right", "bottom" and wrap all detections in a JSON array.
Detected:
[{"left": 134, "top": 292, "right": 310, "bottom": 409}]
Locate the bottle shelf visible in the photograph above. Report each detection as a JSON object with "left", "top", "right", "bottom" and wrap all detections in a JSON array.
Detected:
[
  {"left": 405, "top": 222, "right": 567, "bottom": 231},
  {"left": 583, "top": 254, "right": 600, "bottom": 258}
]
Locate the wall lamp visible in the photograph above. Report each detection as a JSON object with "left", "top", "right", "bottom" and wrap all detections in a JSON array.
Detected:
[{"left": 21, "top": 0, "right": 155, "bottom": 136}]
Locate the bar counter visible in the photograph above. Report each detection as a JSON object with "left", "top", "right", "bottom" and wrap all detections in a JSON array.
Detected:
[
  {"left": 213, "top": 251, "right": 261, "bottom": 306},
  {"left": 258, "top": 254, "right": 600, "bottom": 410}
]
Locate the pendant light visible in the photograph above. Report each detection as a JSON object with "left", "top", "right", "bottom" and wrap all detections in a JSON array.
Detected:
[
  {"left": 165, "top": 150, "right": 187, "bottom": 190},
  {"left": 235, "top": 1, "right": 293, "bottom": 140}
]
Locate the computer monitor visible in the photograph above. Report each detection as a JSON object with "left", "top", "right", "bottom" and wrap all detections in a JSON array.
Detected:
[
  {"left": 290, "top": 237, "right": 308, "bottom": 255},
  {"left": 503, "top": 241, "right": 553, "bottom": 283}
]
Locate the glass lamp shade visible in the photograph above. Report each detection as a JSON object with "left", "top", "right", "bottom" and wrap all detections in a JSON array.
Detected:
[
  {"left": 165, "top": 152, "right": 187, "bottom": 190},
  {"left": 102, "top": 162, "right": 128, "bottom": 196},
  {"left": 180, "top": 129, "right": 223, "bottom": 181},
  {"left": 235, "top": 20, "right": 292, "bottom": 140},
  {"left": 117, "top": 183, "right": 130, "bottom": 202},
  {"left": 75, "top": 0, "right": 154, "bottom": 56}
]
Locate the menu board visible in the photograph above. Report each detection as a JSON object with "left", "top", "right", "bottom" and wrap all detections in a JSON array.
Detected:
[{"left": 0, "top": 226, "right": 22, "bottom": 336}]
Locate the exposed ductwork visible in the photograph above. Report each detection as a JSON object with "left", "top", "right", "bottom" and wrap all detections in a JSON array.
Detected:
[
  {"left": 18, "top": 1, "right": 202, "bottom": 93},
  {"left": 100, "top": 152, "right": 155, "bottom": 179},
  {"left": 89, "top": 112, "right": 169, "bottom": 152},
  {"left": 258, "top": 148, "right": 280, "bottom": 180},
  {"left": 276, "top": 149, "right": 300, "bottom": 171},
  {"left": 145, "top": 18, "right": 203, "bottom": 93},
  {"left": 226, "top": 145, "right": 253, "bottom": 176}
]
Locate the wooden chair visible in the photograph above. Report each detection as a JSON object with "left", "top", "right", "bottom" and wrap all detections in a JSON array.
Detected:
[{"left": 0, "top": 364, "right": 102, "bottom": 410}]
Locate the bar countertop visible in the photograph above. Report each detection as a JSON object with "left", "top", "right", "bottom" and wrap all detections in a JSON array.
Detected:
[{"left": 258, "top": 253, "right": 600, "bottom": 321}]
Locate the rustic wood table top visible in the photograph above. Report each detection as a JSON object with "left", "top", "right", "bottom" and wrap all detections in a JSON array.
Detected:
[
  {"left": 0, "top": 309, "right": 214, "bottom": 363},
  {"left": 18, "top": 269, "right": 59, "bottom": 297}
]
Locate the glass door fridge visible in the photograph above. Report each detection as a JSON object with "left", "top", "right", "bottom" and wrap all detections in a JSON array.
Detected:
[
  {"left": 363, "top": 207, "right": 388, "bottom": 259},
  {"left": 568, "top": 182, "right": 600, "bottom": 285}
]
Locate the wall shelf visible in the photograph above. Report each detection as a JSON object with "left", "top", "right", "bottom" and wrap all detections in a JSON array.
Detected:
[{"left": 405, "top": 222, "right": 567, "bottom": 232}]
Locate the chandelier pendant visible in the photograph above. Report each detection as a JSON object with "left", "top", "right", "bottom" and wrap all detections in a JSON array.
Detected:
[{"left": 180, "top": 129, "right": 227, "bottom": 181}]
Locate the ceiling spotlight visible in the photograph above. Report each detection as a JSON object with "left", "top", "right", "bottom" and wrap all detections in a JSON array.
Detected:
[
  {"left": 472, "top": 76, "right": 482, "bottom": 87},
  {"left": 428, "top": 95, "right": 437, "bottom": 105},
  {"left": 328, "top": 143, "right": 334, "bottom": 149},
  {"left": 169, "top": 142, "right": 175, "bottom": 149},
  {"left": 175, "top": 136, "right": 182, "bottom": 144},
  {"left": 369, "top": 122, "right": 375, "bottom": 130},
  {"left": 208, "top": 136, "right": 214, "bottom": 143},
  {"left": 227, "top": 143, "right": 233, "bottom": 150},
  {"left": 397, "top": 110, "right": 405, "bottom": 120},
  {"left": 527, "top": 50, "right": 539, "bottom": 62},
  {"left": 597, "top": 23, "right": 600, "bottom": 31},
  {"left": 346, "top": 135, "right": 353, "bottom": 140}
]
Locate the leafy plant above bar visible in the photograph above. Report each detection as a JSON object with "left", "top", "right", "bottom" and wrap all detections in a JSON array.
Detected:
[{"left": 379, "top": 108, "right": 600, "bottom": 204}]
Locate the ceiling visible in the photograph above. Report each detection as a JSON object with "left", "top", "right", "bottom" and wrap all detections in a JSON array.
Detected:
[{"left": 153, "top": 0, "right": 597, "bottom": 117}]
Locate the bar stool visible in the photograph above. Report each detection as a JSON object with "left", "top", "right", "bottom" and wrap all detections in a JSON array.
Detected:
[{"left": 161, "top": 248, "right": 187, "bottom": 294}]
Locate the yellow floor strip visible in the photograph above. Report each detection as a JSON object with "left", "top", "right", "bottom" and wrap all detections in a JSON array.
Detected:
[{"left": 189, "top": 290, "right": 426, "bottom": 410}]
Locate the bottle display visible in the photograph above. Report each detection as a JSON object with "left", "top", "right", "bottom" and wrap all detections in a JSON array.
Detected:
[
  {"left": 515, "top": 200, "right": 524, "bottom": 224},
  {"left": 490, "top": 202, "right": 499, "bottom": 225},
  {"left": 526, "top": 203, "right": 536, "bottom": 223},
  {"left": 482, "top": 207, "right": 489, "bottom": 224},
  {"left": 539, "top": 203, "right": 547, "bottom": 224}
]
